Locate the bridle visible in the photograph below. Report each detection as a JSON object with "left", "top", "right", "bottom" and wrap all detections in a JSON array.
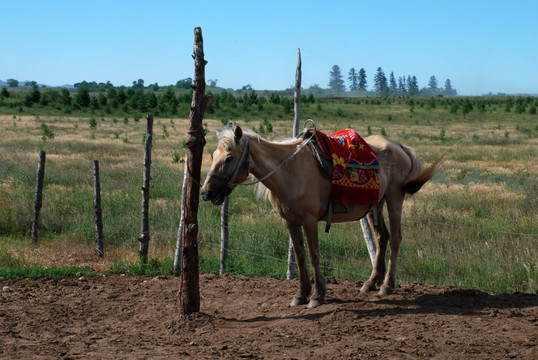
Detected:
[
  {"left": 206, "top": 137, "right": 251, "bottom": 191},
  {"left": 206, "top": 121, "right": 316, "bottom": 190}
]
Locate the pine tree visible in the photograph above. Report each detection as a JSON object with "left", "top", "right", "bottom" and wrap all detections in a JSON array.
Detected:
[
  {"left": 407, "top": 75, "right": 419, "bottom": 96},
  {"left": 389, "top": 72, "right": 397, "bottom": 93},
  {"left": 428, "top": 75, "right": 439, "bottom": 93},
  {"left": 61, "top": 89, "right": 71, "bottom": 106},
  {"left": 348, "top": 68, "right": 359, "bottom": 91},
  {"left": 358, "top": 68, "right": 367, "bottom": 90},
  {"left": 444, "top": 79, "right": 457, "bottom": 96},
  {"left": 398, "top": 76, "right": 406, "bottom": 93},
  {"left": 374, "top": 67, "right": 388, "bottom": 93},
  {"left": 328, "top": 65, "right": 346, "bottom": 92},
  {"left": 75, "top": 86, "right": 90, "bottom": 107}
]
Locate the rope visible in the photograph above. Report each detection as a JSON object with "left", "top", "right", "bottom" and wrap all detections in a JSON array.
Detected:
[{"left": 234, "top": 129, "right": 316, "bottom": 186}]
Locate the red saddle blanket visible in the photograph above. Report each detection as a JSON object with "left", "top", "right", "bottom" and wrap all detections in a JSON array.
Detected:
[{"left": 315, "top": 129, "right": 380, "bottom": 205}]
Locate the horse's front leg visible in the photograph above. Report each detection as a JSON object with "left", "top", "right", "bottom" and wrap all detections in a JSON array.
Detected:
[
  {"left": 284, "top": 221, "right": 311, "bottom": 307},
  {"left": 303, "top": 216, "right": 326, "bottom": 308}
]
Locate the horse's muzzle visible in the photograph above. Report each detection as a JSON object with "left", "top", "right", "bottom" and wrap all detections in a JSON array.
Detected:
[{"left": 201, "top": 188, "right": 227, "bottom": 205}]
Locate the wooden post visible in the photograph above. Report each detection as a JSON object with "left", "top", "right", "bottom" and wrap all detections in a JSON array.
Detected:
[
  {"left": 173, "top": 153, "right": 189, "bottom": 276},
  {"left": 31, "top": 150, "right": 46, "bottom": 245},
  {"left": 179, "top": 27, "right": 213, "bottom": 315},
  {"left": 138, "top": 113, "right": 153, "bottom": 264},
  {"left": 93, "top": 160, "right": 104, "bottom": 257},
  {"left": 287, "top": 49, "right": 302, "bottom": 280},
  {"left": 360, "top": 217, "right": 376, "bottom": 266},
  {"left": 220, "top": 196, "right": 230, "bottom": 275},
  {"left": 292, "top": 48, "right": 302, "bottom": 137}
]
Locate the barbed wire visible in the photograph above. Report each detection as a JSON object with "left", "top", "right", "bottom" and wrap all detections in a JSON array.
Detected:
[{"left": 201, "top": 240, "right": 372, "bottom": 280}]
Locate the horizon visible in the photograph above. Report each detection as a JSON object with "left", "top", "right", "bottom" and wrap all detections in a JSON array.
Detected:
[
  {"left": 2, "top": 0, "right": 537, "bottom": 96},
  {"left": 1, "top": 79, "right": 537, "bottom": 97}
]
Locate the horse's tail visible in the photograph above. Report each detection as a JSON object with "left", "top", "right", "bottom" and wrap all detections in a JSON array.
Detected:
[{"left": 402, "top": 151, "right": 447, "bottom": 195}]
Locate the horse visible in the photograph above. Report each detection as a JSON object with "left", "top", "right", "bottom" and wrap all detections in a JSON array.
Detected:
[{"left": 201, "top": 124, "right": 444, "bottom": 308}]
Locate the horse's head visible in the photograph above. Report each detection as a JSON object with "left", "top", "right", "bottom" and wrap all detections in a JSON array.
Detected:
[{"left": 201, "top": 125, "right": 250, "bottom": 205}]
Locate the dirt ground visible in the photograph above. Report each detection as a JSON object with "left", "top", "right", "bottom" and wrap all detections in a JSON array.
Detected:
[{"left": 0, "top": 274, "right": 536, "bottom": 359}]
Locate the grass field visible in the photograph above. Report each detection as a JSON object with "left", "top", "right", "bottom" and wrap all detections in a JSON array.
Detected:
[{"left": 0, "top": 97, "right": 536, "bottom": 294}]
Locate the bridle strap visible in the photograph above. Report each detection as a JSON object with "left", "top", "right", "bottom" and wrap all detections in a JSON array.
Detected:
[
  {"left": 235, "top": 130, "right": 315, "bottom": 187},
  {"left": 229, "top": 137, "right": 250, "bottom": 186},
  {"left": 206, "top": 127, "right": 315, "bottom": 188},
  {"left": 207, "top": 137, "right": 250, "bottom": 188}
]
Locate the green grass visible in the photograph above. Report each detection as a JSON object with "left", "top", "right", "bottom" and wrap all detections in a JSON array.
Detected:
[
  {"left": 0, "top": 265, "right": 96, "bottom": 279},
  {"left": 0, "top": 95, "right": 536, "bottom": 294}
]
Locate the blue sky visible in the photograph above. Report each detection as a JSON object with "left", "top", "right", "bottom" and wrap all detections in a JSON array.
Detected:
[{"left": 2, "top": 0, "right": 537, "bottom": 95}]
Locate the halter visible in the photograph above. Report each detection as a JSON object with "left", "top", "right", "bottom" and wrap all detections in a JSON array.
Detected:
[
  {"left": 206, "top": 120, "right": 317, "bottom": 188},
  {"left": 207, "top": 137, "right": 251, "bottom": 190}
]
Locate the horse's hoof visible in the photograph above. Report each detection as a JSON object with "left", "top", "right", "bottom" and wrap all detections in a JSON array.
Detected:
[
  {"left": 360, "top": 283, "right": 374, "bottom": 293},
  {"left": 307, "top": 298, "right": 324, "bottom": 308},
  {"left": 290, "top": 297, "right": 308, "bottom": 307},
  {"left": 378, "top": 286, "right": 393, "bottom": 296}
]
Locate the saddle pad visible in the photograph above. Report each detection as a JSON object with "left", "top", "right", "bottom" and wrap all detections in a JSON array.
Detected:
[{"left": 316, "top": 129, "right": 380, "bottom": 205}]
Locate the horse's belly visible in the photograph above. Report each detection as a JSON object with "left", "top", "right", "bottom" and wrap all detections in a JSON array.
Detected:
[{"left": 320, "top": 202, "right": 371, "bottom": 223}]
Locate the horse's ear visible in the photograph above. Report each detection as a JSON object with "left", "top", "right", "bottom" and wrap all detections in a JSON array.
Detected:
[
  {"left": 216, "top": 122, "right": 234, "bottom": 138},
  {"left": 234, "top": 126, "right": 243, "bottom": 143}
]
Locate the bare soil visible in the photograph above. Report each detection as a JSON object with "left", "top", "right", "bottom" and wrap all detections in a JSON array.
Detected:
[{"left": 1, "top": 274, "right": 536, "bottom": 359}]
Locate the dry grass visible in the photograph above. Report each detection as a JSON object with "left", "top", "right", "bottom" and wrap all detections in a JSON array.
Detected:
[{"left": 1, "top": 104, "right": 536, "bottom": 292}]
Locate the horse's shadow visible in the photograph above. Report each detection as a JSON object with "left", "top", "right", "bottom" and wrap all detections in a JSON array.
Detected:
[
  {"left": 214, "top": 289, "right": 537, "bottom": 326},
  {"left": 336, "top": 288, "right": 535, "bottom": 314}
]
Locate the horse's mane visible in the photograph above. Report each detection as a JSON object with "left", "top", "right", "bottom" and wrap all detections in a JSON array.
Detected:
[
  {"left": 216, "top": 127, "right": 300, "bottom": 201},
  {"left": 217, "top": 127, "right": 300, "bottom": 150}
]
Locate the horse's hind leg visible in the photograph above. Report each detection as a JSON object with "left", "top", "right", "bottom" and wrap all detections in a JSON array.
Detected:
[
  {"left": 360, "top": 201, "right": 389, "bottom": 293},
  {"left": 284, "top": 221, "right": 311, "bottom": 307},
  {"left": 379, "top": 192, "right": 405, "bottom": 296},
  {"left": 303, "top": 215, "right": 326, "bottom": 308}
]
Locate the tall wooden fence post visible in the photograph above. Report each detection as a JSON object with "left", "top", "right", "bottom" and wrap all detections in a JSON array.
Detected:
[
  {"left": 93, "top": 160, "right": 104, "bottom": 257},
  {"left": 138, "top": 113, "right": 153, "bottom": 264},
  {"left": 219, "top": 196, "right": 230, "bottom": 275},
  {"left": 173, "top": 153, "right": 189, "bottom": 276},
  {"left": 287, "top": 48, "right": 302, "bottom": 279},
  {"left": 31, "top": 150, "right": 46, "bottom": 245},
  {"left": 179, "top": 27, "right": 213, "bottom": 315}
]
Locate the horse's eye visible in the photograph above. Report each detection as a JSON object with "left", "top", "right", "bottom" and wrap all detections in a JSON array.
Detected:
[{"left": 225, "top": 155, "right": 234, "bottom": 163}]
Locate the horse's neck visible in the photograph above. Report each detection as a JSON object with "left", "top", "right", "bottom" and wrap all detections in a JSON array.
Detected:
[{"left": 247, "top": 136, "right": 300, "bottom": 189}]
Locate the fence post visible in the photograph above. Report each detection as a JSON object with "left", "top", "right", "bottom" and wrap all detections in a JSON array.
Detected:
[
  {"left": 138, "top": 113, "right": 153, "bottom": 264},
  {"left": 287, "top": 49, "right": 302, "bottom": 280},
  {"left": 93, "top": 160, "right": 104, "bottom": 257},
  {"left": 220, "top": 196, "right": 230, "bottom": 275},
  {"left": 173, "top": 153, "right": 189, "bottom": 276},
  {"left": 31, "top": 150, "right": 46, "bottom": 245},
  {"left": 360, "top": 217, "right": 376, "bottom": 266},
  {"left": 179, "top": 27, "right": 213, "bottom": 315}
]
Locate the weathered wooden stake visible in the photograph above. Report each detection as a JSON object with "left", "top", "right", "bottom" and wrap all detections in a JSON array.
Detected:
[
  {"left": 219, "top": 196, "right": 230, "bottom": 275},
  {"left": 138, "top": 113, "right": 153, "bottom": 264},
  {"left": 179, "top": 27, "right": 213, "bottom": 315},
  {"left": 292, "top": 48, "right": 302, "bottom": 137},
  {"left": 93, "top": 160, "right": 104, "bottom": 257},
  {"left": 173, "top": 153, "right": 189, "bottom": 276},
  {"left": 360, "top": 217, "right": 376, "bottom": 266},
  {"left": 31, "top": 150, "right": 46, "bottom": 245},
  {"left": 287, "top": 49, "right": 302, "bottom": 279}
]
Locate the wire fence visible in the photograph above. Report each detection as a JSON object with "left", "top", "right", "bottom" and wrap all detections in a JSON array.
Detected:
[{"left": 149, "top": 197, "right": 537, "bottom": 294}]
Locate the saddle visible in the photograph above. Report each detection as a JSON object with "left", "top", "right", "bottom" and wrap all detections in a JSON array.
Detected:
[{"left": 304, "top": 128, "right": 381, "bottom": 232}]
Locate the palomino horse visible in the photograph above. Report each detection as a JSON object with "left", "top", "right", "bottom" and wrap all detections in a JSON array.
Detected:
[{"left": 201, "top": 125, "right": 443, "bottom": 308}]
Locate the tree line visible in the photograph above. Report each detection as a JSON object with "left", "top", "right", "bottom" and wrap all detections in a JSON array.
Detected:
[
  {"left": 0, "top": 81, "right": 319, "bottom": 120},
  {"left": 328, "top": 65, "right": 457, "bottom": 97}
]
